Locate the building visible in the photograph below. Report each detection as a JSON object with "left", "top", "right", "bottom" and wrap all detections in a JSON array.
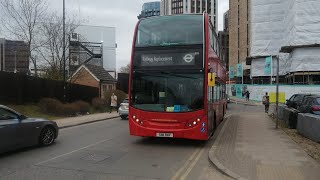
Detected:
[
  {"left": 69, "top": 64, "right": 117, "bottom": 98},
  {"left": 138, "top": 1, "right": 160, "bottom": 19},
  {"left": 0, "top": 38, "right": 30, "bottom": 74},
  {"left": 249, "top": 0, "right": 320, "bottom": 85},
  {"left": 70, "top": 25, "right": 117, "bottom": 78},
  {"left": 219, "top": 11, "right": 229, "bottom": 71},
  {"left": 160, "top": 0, "right": 218, "bottom": 31},
  {"left": 229, "top": 0, "right": 250, "bottom": 83}
]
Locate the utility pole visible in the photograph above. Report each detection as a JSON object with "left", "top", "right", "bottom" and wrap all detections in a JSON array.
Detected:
[
  {"left": 63, "top": 0, "right": 66, "bottom": 102},
  {"left": 14, "top": 50, "right": 17, "bottom": 73},
  {"left": 276, "top": 55, "right": 280, "bottom": 129}
]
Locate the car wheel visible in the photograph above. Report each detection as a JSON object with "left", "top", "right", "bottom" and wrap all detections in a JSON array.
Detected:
[
  {"left": 39, "top": 126, "right": 56, "bottom": 146},
  {"left": 120, "top": 115, "right": 127, "bottom": 120}
]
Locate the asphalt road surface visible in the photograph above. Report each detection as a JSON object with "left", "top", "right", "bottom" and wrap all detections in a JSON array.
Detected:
[{"left": 0, "top": 104, "right": 259, "bottom": 180}]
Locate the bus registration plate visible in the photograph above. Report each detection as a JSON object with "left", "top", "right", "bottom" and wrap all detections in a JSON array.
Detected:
[{"left": 156, "top": 133, "right": 173, "bottom": 138}]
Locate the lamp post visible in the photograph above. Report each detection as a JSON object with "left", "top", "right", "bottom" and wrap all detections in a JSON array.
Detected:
[
  {"left": 276, "top": 55, "right": 280, "bottom": 129},
  {"left": 14, "top": 50, "right": 17, "bottom": 73},
  {"left": 63, "top": 0, "right": 66, "bottom": 102}
]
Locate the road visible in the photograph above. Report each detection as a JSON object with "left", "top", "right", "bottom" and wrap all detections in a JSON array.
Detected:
[{"left": 0, "top": 103, "right": 260, "bottom": 180}]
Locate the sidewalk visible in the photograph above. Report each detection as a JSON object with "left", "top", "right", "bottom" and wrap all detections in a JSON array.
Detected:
[
  {"left": 229, "top": 97, "right": 262, "bottom": 106},
  {"left": 209, "top": 112, "right": 320, "bottom": 180},
  {"left": 53, "top": 112, "right": 119, "bottom": 128}
]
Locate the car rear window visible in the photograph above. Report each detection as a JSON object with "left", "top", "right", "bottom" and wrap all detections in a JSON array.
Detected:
[
  {"left": 294, "top": 95, "right": 303, "bottom": 102},
  {"left": 316, "top": 98, "right": 320, "bottom": 105},
  {"left": 122, "top": 99, "right": 129, "bottom": 103}
]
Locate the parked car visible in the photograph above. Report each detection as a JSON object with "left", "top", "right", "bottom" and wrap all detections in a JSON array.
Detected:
[
  {"left": 297, "top": 96, "right": 320, "bottom": 115},
  {"left": 118, "top": 98, "right": 129, "bottom": 120},
  {"left": 286, "top": 94, "right": 316, "bottom": 109},
  {"left": 0, "top": 105, "right": 59, "bottom": 154}
]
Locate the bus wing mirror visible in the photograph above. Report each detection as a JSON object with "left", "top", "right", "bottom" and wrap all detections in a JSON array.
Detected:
[{"left": 208, "top": 73, "right": 215, "bottom": 87}]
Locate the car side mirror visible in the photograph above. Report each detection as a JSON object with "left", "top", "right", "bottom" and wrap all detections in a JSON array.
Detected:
[{"left": 19, "top": 115, "right": 27, "bottom": 120}]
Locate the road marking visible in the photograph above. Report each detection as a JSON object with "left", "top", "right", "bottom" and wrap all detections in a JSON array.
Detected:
[
  {"left": 35, "top": 138, "right": 111, "bottom": 165},
  {"left": 171, "top": 147, "right": 202, "bottom": 180},
  {"left": 180, "top": 147, "right": 206, "bottom": 180}
]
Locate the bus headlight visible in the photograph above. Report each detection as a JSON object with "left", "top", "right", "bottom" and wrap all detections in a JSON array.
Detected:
[
  {"left": 197, "top": 118, "right": 201, "bottom": 122},
  {"left": 136, "top": 119, "right": 139, "bottom": 122},
  {"left": 193, "top": 121, "right": 197, "bottom": 125},
  {"left": 133, "top": 115, "right": 136, "bottom": 119}
]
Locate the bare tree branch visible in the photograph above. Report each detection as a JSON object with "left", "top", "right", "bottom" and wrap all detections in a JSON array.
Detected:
[{"left": 0, "top": 0, "right": 48, "bottom": 76}]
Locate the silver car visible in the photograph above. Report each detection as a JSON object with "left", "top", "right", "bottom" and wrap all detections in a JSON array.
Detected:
[
  {"left": 0, "top": 105, "right": 59, "bottom": 154},
  {"left": 118, "top": 98, "right": 129, "bottom": 120}
]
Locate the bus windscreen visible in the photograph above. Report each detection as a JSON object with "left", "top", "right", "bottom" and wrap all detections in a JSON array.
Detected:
[{"left": 135, "top": 15, "right": 203, "bottom": 47}]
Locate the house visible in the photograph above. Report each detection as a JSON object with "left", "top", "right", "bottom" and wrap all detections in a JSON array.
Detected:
[{"left": 69, "top": 64, "right": 117, "bottom": 98}]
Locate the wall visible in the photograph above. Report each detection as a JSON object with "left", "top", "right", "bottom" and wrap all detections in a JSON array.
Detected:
[
  {"left": 70, "top": 67, "right": 99, "bottom": 88},
  {"left": 297, "top": 113, "right": 320, "bottom": 143},
  {"left": 228, "top": 84, "right": 320, "bottom": 103}
]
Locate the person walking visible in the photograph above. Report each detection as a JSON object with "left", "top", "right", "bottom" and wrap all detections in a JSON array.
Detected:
[
  {"left": 262, "top": 92, "right": 270, "bottom": 113},
  {"left": 110, "top": 93, "right": 118, "bottom": 113},
  {"left": 246, "top": 90, "right": 250, "bottom": 101}
]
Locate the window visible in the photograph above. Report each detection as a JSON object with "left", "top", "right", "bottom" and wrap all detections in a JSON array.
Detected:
[
  {"left": 135, "top": 15, "right": 203, "bottom": 47},
  {"left": 131, "top": 71, "right": 204, "bottom": 112},
  {"left": 0, "top": 108, "right": 19, "bottom": 120},
  {"left": 108, "top": 84, "right": 114, "bottom": 90}
]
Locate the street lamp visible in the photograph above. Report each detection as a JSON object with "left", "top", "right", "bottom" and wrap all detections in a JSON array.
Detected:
[
  {"left": 63, "top": 0, "right": 66, "bottom": 102},
  {"left": 14, "top": 50, "right": 17, "bottom": 73}
]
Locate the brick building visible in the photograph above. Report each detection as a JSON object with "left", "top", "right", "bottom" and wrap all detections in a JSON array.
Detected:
[
  {"left": 219, "top": 11, "right": 230, "bottom": 71},
  {"left": 229, "top": 0, "right": 250, "bottom": 83},
  {"left": 0, "top": 38, "right": 30, "bottom": 74},
  {"left": 69, "top": 64, "right": 117, "bottom": 98}
]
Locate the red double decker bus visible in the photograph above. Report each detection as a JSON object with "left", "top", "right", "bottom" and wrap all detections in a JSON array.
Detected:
[{"left": 128, "top": 14, "right": 227, "bottom": 140}]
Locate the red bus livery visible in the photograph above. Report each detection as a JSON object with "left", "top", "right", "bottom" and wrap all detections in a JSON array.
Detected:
[{"left": 129, "top": 14, "right": 227, "bottom": 140}]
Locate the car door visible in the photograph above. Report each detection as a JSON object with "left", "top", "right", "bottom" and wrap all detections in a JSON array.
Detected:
[
  {"left": 0, "top": 108, "right": 20, "bottom": 153},
  {"left": 287, "top": 95, "right": 296, "bottom": 107},
  {"left": 299, "top": 97, "right": 312, "bottom": 113},
  {"left": 16, "top": 119, "right": 41, "bottom": 147}
]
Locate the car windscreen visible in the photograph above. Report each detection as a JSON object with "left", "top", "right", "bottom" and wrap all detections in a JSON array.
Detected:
[{"left": 135, "top": 15, "right": 203, "bottom": 47}]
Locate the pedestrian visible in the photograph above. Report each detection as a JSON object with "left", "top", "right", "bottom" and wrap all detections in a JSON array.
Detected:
[
  {"left": 246, "top": 90, "right": 250, "bottom": 101},
  {"left": 262, "top": 92, "right": 270, "bottom": 113},
  {"left": 110, "top": 93, "right": 117, "bottom": 113}
]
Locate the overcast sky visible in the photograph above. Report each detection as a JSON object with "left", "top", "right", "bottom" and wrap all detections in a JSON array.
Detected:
[{"left": 4, "top": 0, "right": 228, "bottom": 71}]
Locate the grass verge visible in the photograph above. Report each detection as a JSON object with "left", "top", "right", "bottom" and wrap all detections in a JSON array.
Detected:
[
  {"left": 6, "top": 104, "right": 64, "bottom": 120},
  {"left": 269, "top": 114, "right": 320, "bottom": 164}
]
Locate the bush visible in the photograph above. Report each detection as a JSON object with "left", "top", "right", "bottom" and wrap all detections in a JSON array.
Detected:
[
  {"left": 91, "top": 97, "right": 107, "bottom": 110},
  {"left": 39, "top": 98, "right": 62, "bottom": 114},
  {"left": 39, "top": 98, "right": 90, "bottom": 116},
  {"left": 104, "top": 89, "right": 127, "bottom": 107},
  {"left": 74, "top": 101, "right": 90, "bottom": 114}
]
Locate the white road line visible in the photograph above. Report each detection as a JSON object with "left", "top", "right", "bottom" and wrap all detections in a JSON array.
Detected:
[
  {"left": 35, "top": 138, "right": 111, "bottom": 165},
  {"left": 180, "top": 147, "right": 206, "bottom": 180}
]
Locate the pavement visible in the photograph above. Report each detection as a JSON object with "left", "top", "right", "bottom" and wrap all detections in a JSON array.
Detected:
[
  {"left": 209, "top": 104, "right": 320, "bottom": 180},
  {"left": 53, "top": 111, "right": 119, "bottom": 128},
  {"left": 229, "top": 96, "right": 262, "bottom": 106}
]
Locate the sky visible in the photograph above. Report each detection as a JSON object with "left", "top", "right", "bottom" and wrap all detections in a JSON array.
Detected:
[{"left": 2, "top": 0, "right": 229, "bottom": 71}]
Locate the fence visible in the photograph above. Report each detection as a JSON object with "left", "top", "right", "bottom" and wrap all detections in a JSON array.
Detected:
[
  {"left": 227, "top": 84, "right": 320, "bottom": 103},
  {"left": 0, "top": 71, "right": 99, "bottom": 104}
]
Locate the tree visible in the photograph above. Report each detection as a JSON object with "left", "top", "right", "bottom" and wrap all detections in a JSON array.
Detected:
[
  {"left": 119, "top": 64, "right": 130, "bottom": 73},
  {"left": 0, "top": 0, "right": 48, "bottom": 77},
  {"left": 36, "top": 12, "right": 80, "bottom": 80}
]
